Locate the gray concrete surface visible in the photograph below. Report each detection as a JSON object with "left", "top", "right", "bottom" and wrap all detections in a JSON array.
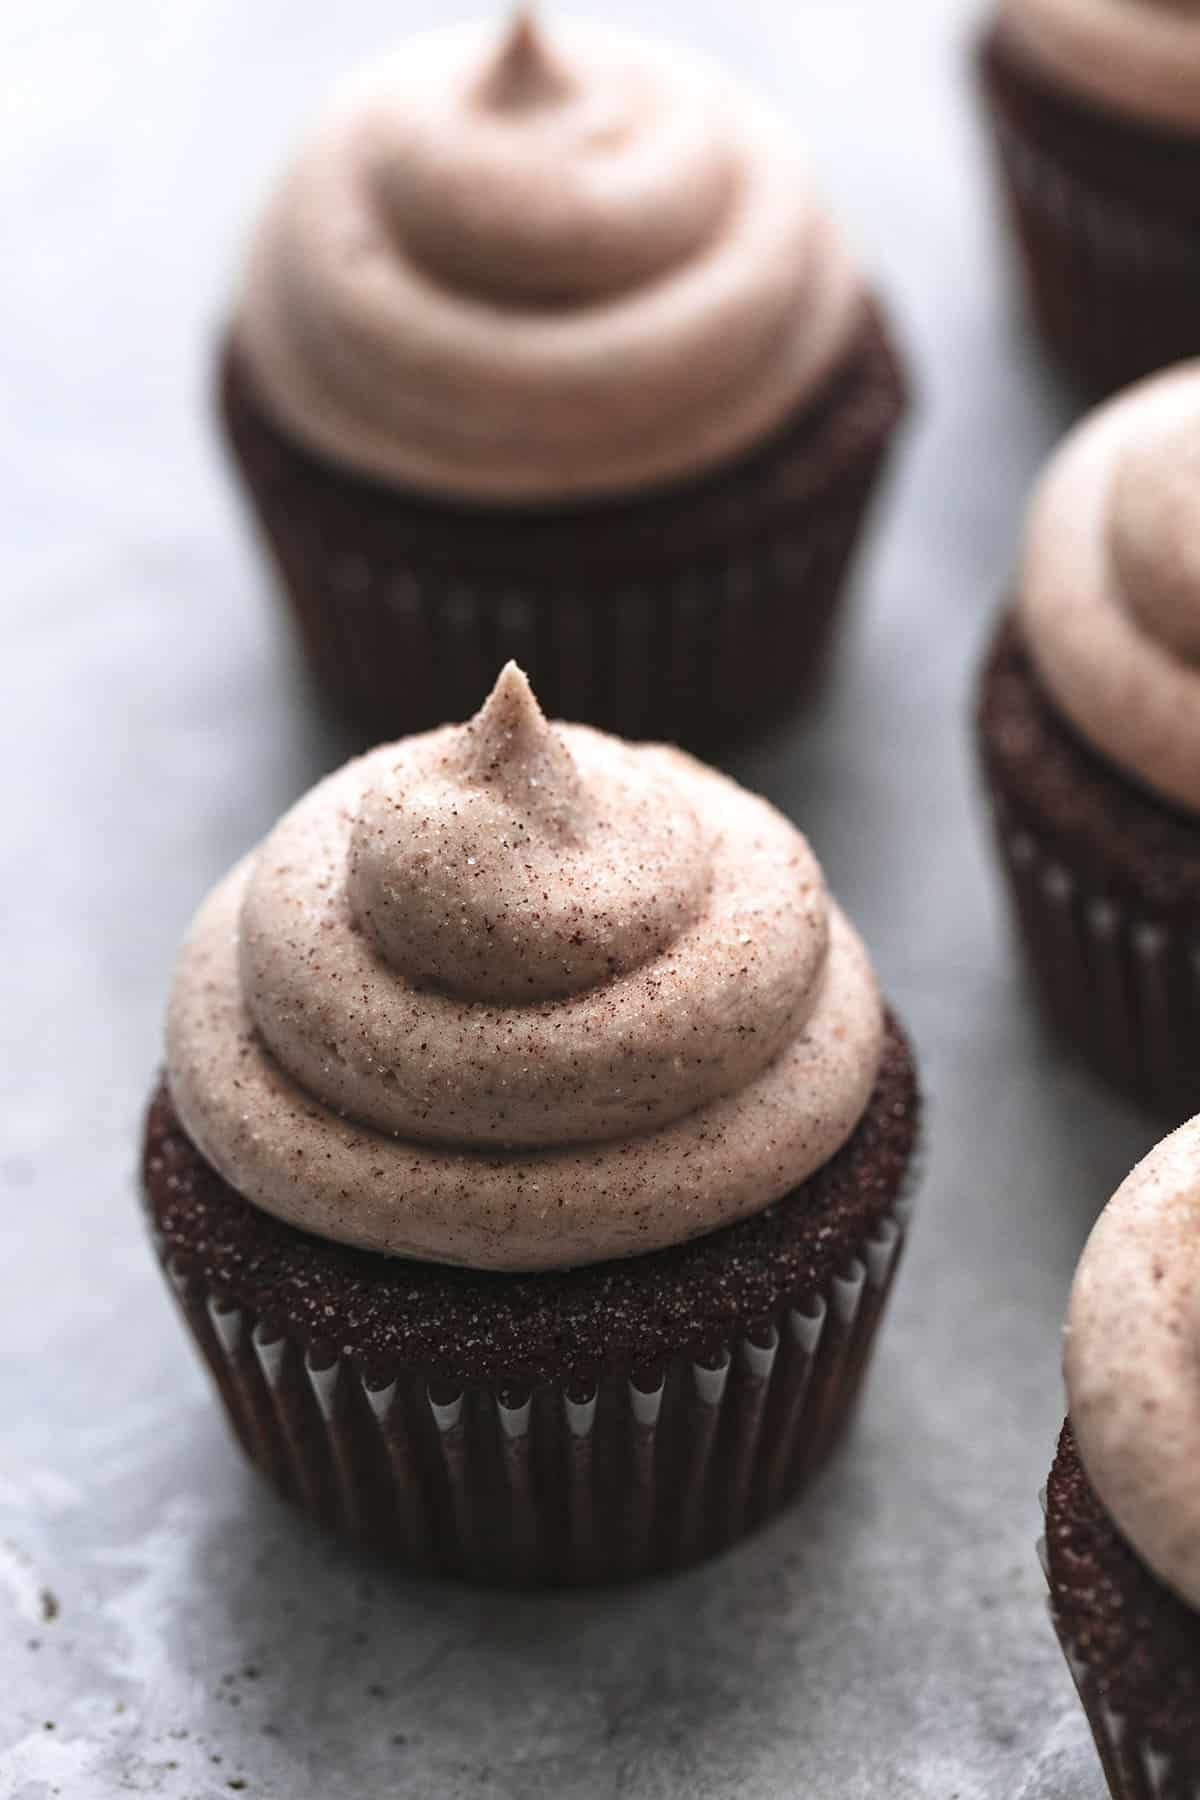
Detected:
[{"left": 2, "top": 1, "right": 1154, "bottom": 1793}]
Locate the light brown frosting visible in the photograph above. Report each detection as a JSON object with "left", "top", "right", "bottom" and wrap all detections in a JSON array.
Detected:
[
  {"left": 1018, "top": 362, "right": 1200, "bottom": 817},
  {"left": 1066, "top": 1116, "right": 1200, "bottom": 1610},
  {"left": 166, "top": 666, "right": 883, "bottom": 1272},
  {"left": 999, "top": 0, "right": 1200, "bottom": 134},
  {"left": 231, "top": 13, "right": 863, "bottom": 503}
]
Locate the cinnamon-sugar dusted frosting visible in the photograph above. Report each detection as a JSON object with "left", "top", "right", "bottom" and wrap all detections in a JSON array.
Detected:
[
  {"left": 1018, "top": 362, "right": 1200, "bottom": 817},
  {"left": 166, "top": 667, "right": 883, "bottom": 1272},
  {"left": 998, "top": 0, "right": 1200, "bottom": 135},
  {"left": 1066, "top": 1116, "right": 1200, "bottom": 1610},
  {"left": 230, "top": 12, "right": 864, "bottom": 504}
]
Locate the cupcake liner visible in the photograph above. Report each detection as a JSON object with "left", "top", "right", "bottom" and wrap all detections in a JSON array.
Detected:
[
  {"left": 978, "top": 29, "right": 1200, "bottom": 396},
  {"left": 156, "top": 1194, "right": 912, "bottom": 1587},
  {"left": 1047, "top": 1610, "right": 1188, "bottom": 1800},
  {"left": 983, "top": 791, "right": 1200, "bottom": 1116},
  {"left": 218, "top": 303, "right": 906, "bottom": 750},
  {"left": 1040, "top": 1502, "right": 1193, "bottom": 1800},
  {"left": 1042, "top": 1419, "right": 1200, "bottom": 1799}
]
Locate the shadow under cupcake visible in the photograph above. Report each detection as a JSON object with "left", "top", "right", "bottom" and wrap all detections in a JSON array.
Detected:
[
  {"left": 219, "top": 11, "right": 908, "bottom": 750},
  {"left": 146, "top": 665, "right": 920, "bottom": 1586}
]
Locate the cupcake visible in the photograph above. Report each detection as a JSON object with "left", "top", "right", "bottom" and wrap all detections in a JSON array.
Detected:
[
  {"left": 1045, "top": 1118, "right": 1200, "bottom": 1796},
  {"left": 219, "top": 12, "right": 908, "bottom": 749},
  {"left": 978, "top": 0, "right": 1200, "bottom": 396},
  {"left": 976, "top": 364, "right": 1200, "bottom": 1118},
  {"left": 146, "top": 664, "right": 920, "bottom": 1585}
]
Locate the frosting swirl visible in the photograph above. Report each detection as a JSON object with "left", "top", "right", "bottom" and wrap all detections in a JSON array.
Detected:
[
  {"left": 1018, "top": 362, "right": 1200, "bottom": 816},
  {"left": 231, "top": 13, "right": 863, "bottom": 503},
  {"left": 167, "top": 666, "right": 883, "bottom": 1271},
  {"left": 1066, "top": 1115, "right": 1200, "bottom": 1610},
  {"left": 999, "top": 0, "right": 1200, "bottom": 135}
]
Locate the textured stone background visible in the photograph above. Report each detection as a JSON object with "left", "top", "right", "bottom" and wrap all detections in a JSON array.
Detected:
[{"left": 3, "top": 1, "right": 1151, "bottom": 1794}]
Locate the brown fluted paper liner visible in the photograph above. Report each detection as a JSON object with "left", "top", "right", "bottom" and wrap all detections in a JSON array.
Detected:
[
  {"left": 158, "top": 1197, "right": 911, "bottom": 1588},
  {"left": 984, "top": 793, "right": 1200, "bottom": 1117},
  {"left": 1039, "top": 1515, "right": 1189, "bottom": 1800},
  {"left": 1049, "top": 1617, "right": 1185, "bottom": 1800}
]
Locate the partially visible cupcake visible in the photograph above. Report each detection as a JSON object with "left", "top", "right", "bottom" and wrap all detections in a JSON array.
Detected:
[
  {"left": 219, "top": 11, "right": 908, "bottom": 748},
  {"left": 145, "top": 664, "right": 920, "bottom": 1585},
  {"left": 979, "top": 0, "right": 1200, "bottom": 396},
  {"left": 1045, "top": 1118, "right": 1200, "bottom": 1796},
  {"left": 976, "top": 364, "right": 1200, "bottom": 1117}
]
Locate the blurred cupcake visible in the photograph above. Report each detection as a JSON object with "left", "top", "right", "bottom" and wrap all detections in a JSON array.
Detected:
[
  {"left": 1045, "top": 1118, "right": 1200, "bottom": 1796},
  {"left": 219, "top": 11, "right": 908, "bottom": 748},
  {"left": 979, "top": 0, "right": 1200, "bottom": 396},
  {"left": 146, "top": 665, "right": 920, "bottom": 1585},
  {"left": 976, "top": 364, "right": 1200, "bottom": 1117}
]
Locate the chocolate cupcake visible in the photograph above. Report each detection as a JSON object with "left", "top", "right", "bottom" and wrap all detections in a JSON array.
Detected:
[
  {"left": 979, "top": 0, "right": 1200, "bottom": 396},
  {"left": 219, "top": 12, "right": 908, "bottom": 748},
  {"left": 976, "top": 364, "right": 1200, "bottom": 1117},
  {"left": 147, "top": 665, "right": 920, "bottom": 1585},
  {"left": 1045, "top": 1119, "right": 1200, "bottom": 1796}
]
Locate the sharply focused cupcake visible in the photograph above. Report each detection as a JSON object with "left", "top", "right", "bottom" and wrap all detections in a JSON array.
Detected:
[
  {"left": 219, "top": 11, "right": 908, "bottom": 748},
  {"left": 1045, "top": 1118, "right": 1200, "bottom": 1796},
  {"left": 145, "top": 665, "right": 920, "bottom": 1585},
  {"left": 979, "top": 0, "right": 1200, "bottom": 396},
  {"left": 977, "top": 363, "right": 1200, "bottom": 1117}
]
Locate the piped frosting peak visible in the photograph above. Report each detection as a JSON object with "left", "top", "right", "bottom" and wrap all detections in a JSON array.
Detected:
[
  {"left": 346, "top": 663, "right": 707, "bottom": 1006},
  {"left": 166, "top": 669, "right": 883, "bottom": 1270},
  {"left": 474, "top": 9, "right": 574, "bottom": 111},
  {"left": 232, "top": 15, "right": 862, "bottom": 502},
  {"left": 453, "top": 661, "right": 583, "bottom": 827}
]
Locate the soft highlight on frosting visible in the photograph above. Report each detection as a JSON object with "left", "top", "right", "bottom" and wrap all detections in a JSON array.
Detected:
[
  {"left": 166, "top": 666, "right": 883, "bottom": 1271},
  {"left": 231, "top": 13, "right": 863, "bottom": 503},
  {"left": 999, "top": 0, "right": 1200, "bottom": 135},
  {"left": 1018, "top": 362, "right": 1200, "bottom": 816},
  {"left": 1066, "top": 1116, "right": 1200, "bottom": 1611}
]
